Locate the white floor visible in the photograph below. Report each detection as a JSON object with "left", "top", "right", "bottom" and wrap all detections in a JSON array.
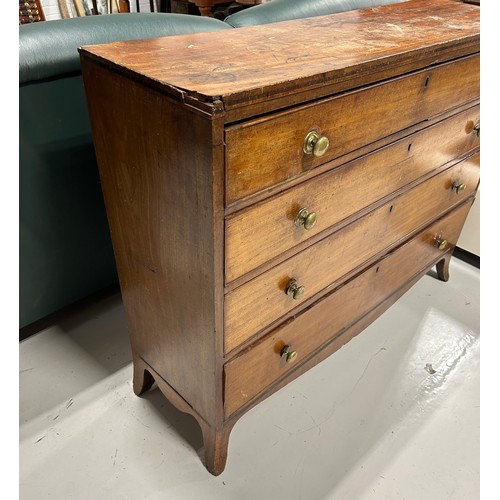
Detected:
[{"left": 19, "top": 258, "right": 480, "bottom": 500}]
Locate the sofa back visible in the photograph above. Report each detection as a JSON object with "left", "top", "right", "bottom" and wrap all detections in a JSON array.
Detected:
[
  {"left": 225, "top": 0, "right": 408, "bottom": 27},
  {"left": 20, "top": 13, "right": 230, "bottom": 83},
  {"left": 19, "top": 14, "right": 230, "bottom": 329}
]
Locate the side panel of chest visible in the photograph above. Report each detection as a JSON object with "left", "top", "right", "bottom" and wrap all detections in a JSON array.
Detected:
[{"left": 81, "top": 61, "right": 226, "bottom": 423}]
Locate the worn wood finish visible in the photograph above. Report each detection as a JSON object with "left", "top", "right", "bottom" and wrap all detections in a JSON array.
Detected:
[
  {"left": 226, "top": 106, "right": 480, "bottom": 281},
  {"left": 224, "top": 247, "right": 457, "bottom": 424},
  {"left": 224, "top": 157, "right": 479, "bottom": 352},
  {"left": 79, "top": 0, "right": 478, "bottom": 118},
  {"left": 225, "top": 100, "right": 479, "bottom": 216},
  {"left": 79, "top": 0, "right": 480, "bottom": 476},
  {"left": 81, "top": 61, "right": 225, "bottom": 425},
  {"left": 224, "top": 200, "right": 474, "bottom": 417},
  {"left": 225, "top": 55, "right": 479, "bottom": 204},
  {"left": 132, "top": 353, "right": 234, "bottom": 475}
]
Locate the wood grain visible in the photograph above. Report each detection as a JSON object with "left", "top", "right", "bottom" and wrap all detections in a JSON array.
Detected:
[
  {"left": 224, "top": 200, "right": 474, "bottom": 417},
  {"left": 225, "top": 105, "right": 480, "bottom": 282},
  {"left": 79, "top": 0, "right": 479, "bottom": 118},
  {"left": 224, "top": 157, "right": 479, "bottom": 353},
  {"left": 225, "top": 55, "right": 479, "bottom": 204},
  {"left": 78, "top": 0, "right": 480, "bottom": 475},
  {"left": 81, "top": 60, "right": 226, "bottom": 424}
]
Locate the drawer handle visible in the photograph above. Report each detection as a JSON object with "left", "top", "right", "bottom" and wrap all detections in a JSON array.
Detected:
[
  {"left": 473, "top": 121, "right": 480, "bottom": 137},
  {"left": 303, "top": 131, "right": 330, "bottom": 157},
  {"left": 466, "top": 120, "right": 480, "bottom": 137},
  {"left": 285, "top": 278, "right": 305, "bottom": 300},
  {"left": 294, "top": 207, "right": 317, "bottom": 230},
  {"left": 280, "top": 345, "right": 298, "bottom": 363},
  {"left": 452, "top": 182, "right": 466, "bottom": 194},
  {"left": 434, "top": 235, "right": 448, "bottom": 251}
]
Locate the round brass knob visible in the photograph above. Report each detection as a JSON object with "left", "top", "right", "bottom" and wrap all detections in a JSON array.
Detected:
[
  {"left": 303, "top": 131, "right": 330, "bottom": 157},
  {"left": 294, "top": 208, "right": 317, "bottom": 230},
  {"left": 473, "top": 121, "right": 480, "bottom": 137},
  {"left": 452, "top": 182, "right": 466, "bottom": 194},
  {"left": 280, "top": 345, "right": 298, "bottom": 363},
  {"left": 435, "top": 236, "right": 448, "bottom": 251},
  {"left": 285, "top": 279, "right": 305, "bottom": 300}
]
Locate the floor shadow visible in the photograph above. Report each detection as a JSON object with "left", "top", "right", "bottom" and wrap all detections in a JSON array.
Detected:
[
  {"left": 57, "top": 291, "right": 132, "bottom": 374},
  {"left": 140, "top": 385, "right": 205, "bottom": 459}
]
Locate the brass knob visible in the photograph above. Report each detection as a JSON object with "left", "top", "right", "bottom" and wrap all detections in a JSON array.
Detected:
[
  {"left": 303, "top": 131, "right": 330, "bottom": 157},
  {"left": 280, "top": 345, "right": 298, "bottom": 363},
  {"left": 473, "top": 121, "right": 480, "bottom": 137},
  {"left": 294, "top": 208, "right": 317, "bottom": 230},
  {"left": 452, "top": 182, "right": 466, "bottom": 194},
  {"left": 285, "top": 279, "right": 305, "bottom": 300},
  {"left": 434, "top": 235, "right": 448, "bottom": 251}
]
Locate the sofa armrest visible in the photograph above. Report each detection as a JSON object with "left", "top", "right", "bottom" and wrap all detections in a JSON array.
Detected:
[
  {"left": 225, "top": 0, "right": 408, "bottom": 28},
  {"left": 20, "top": 13, "right": 231, "bottom": 84}
]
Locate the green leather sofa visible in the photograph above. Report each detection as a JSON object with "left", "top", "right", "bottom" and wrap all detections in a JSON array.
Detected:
[
  {"left": 19, "top": 13, "right": 230, "bottom": 331},
  {"left": 19, "top": 1, "right": 406, "bottom": 332},
  {"left": 224, "top": 0, "right": 407, "bottom": 27}
]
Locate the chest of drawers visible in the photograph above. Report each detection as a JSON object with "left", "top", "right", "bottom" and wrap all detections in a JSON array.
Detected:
[{"left": 80, "top": 0, "right": 479, "bottom": 475}]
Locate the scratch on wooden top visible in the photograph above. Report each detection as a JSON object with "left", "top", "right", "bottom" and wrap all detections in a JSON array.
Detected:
[{"left": 79, "top": 0, "right": 479, "bottom": 112}]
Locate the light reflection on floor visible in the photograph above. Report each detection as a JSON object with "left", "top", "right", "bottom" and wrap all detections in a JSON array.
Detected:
[{"left": 19, "top": 258, "right": 479, "bottom": 500}]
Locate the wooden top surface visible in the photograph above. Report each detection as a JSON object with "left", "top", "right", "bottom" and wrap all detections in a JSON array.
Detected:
[{"left": 80, "top": 0, "right": 479, "bottom": 113}]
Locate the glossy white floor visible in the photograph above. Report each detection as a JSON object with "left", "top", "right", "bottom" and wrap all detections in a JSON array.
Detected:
[{"left": 19, "top": 258, "right": 480, "bottom": 500}]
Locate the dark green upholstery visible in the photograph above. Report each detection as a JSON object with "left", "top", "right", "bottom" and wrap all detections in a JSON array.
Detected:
[
  {"left": 225, "top": 0, "right": 408, "bottom": 27},
  {"left": 20, "top": 74, "right": 117, "bottom": 329},
  {"left": 20, "top": 13, "right": 231, "bottom": 83},
  {"left": 19, "top": 14, "right": 230, "bottom": 329}
]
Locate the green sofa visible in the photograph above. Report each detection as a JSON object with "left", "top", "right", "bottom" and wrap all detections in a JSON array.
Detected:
[
  {"left": 19, "top": 1, "right": 405, "bottom": 332},
  {"left": 19, "top": 13, "right": 230, "bottom": 331},
  {"left": 224, "top": 0, "right": 407, "bottom": 26}
]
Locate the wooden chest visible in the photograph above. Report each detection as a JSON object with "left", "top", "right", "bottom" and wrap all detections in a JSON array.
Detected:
[{"left": 79, "top": 0, "right": 480, "bottom": 475}]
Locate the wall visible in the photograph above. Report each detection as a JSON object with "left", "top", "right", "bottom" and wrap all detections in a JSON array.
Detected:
[{"left": 457, "top": 187, "right": 480, "bottom": 256}]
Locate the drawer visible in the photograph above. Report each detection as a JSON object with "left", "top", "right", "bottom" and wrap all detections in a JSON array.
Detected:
[
  {"left": 224, "top": 201, "right": 474, "bottom": 418},
  {"left": 225, "top": 106, "right": 480, "bottom": 282},
  {"left": 225, "top": 55, "right": 479, "bottom": 205},
  {"left": 224, "top": 155, "right": 479, "bottom": 353}
]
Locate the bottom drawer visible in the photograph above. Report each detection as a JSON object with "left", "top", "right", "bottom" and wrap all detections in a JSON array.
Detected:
[{"left": 224, "top": 201, "right": 474, "bottom": 418}]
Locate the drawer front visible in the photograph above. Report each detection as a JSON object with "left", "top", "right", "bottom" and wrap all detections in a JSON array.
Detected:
[
  {"left": 226, "top": 106, "right": 480, "bottom": 282},
  {"left": 225, "top": 55, "right": 479, "bottom": 204},
  {"left": 224, "top": 201, "right": 474, "bottom": 418},
  {"left": 224, "top": 156, "right": 479, "bottom": 353}
]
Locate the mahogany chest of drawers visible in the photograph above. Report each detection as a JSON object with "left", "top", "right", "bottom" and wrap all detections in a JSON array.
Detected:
[{"left": 80, "top": 0, "right": 480, "bottom": 475}]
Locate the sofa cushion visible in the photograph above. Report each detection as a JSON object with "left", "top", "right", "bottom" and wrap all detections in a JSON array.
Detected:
[
  {"left": 225, "top": 0, "right": 408, "bottom": 28},
  {"left": 19, "top": 13, "right": 231, "bottom": 83}
]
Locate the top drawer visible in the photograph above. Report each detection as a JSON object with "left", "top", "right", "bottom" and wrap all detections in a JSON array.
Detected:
[{"left": 225, "top": 55, "right": 479, "bottom": 205}]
